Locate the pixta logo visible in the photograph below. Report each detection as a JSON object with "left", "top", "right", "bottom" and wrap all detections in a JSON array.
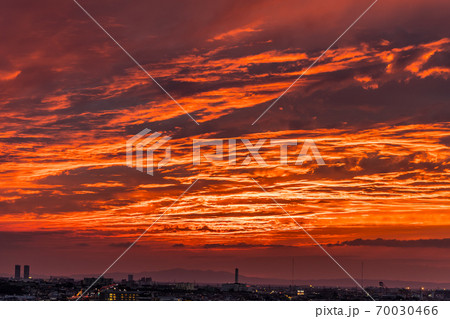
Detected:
[
  {"left": 126, "top": 128, "right": 171, "bottom": 175},
  {"left": 126, "top": 129, "right": 325, "bottom": 175}
]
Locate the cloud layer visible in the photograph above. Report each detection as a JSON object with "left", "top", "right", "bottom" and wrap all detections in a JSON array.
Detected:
[{"left": 0, "top": 0, "right": 449, "bottom": 281}]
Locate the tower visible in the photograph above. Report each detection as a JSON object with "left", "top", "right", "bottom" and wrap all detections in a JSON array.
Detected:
[
  {"left": 234, "top": 268, "right": 239, "bottom": 284},
  {"left": 24, "top": 265, "right": 30, "bottom": 279},
  {"left": 14, "top": 265, "right": 21, "bottom": 279}
]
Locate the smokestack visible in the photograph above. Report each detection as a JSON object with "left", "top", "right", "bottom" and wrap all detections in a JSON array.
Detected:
[{"left": 235, "top": 268, "right": 239, "bottom": 284}]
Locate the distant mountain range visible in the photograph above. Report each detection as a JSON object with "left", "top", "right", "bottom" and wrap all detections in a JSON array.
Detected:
[
  {"left": 72, "top": 268, "right": 450, "bottom": 289},
  {"left": 3, "top": 268, "right": 449, "bottom": 289}
]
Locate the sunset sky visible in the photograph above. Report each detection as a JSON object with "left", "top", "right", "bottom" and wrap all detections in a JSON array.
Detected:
[{"left": 1, "top": 0, "right": 449, "bottom": 285}]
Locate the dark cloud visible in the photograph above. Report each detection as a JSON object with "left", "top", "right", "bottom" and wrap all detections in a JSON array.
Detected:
[
  {"left": 439, "top": 136, "right": 450, "bottom": 147},
  {"left": 423, "top": 49, "right": 450, "bottom": 69},
  {"left": 330, "top": 238, "right": 450, "bottom": 248},
  {"left": 186, "top": 242, "right": 295, "bottom": 249}
]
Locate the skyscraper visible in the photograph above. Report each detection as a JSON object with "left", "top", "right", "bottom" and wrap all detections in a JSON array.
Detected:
[
  {"left": 24, "top": 265, "right": 30, "bottom": 279},
  {"left": 14, "top": 265, "right": 20, "bottom": 279},
  {"left": 235, "top": 268, "right": 239, "bottom": 284}
]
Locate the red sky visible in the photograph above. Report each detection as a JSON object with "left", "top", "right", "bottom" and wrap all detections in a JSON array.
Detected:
[{"left": 1, "top": 0, "right": 449, "bottom": 285}]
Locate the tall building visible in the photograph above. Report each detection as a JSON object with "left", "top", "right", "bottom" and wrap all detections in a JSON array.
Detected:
[
  {"left": 14, "top": 265, "right": 21, "bottom": 279},
  {"left": 235, "top": 268, "right": 239, "bottom": 284},
  {"left": 24, "top": 265, "right": 30, "bottom": 279},
  {"left": 128, "top": 274, "right": 134, "bottom": 282}
]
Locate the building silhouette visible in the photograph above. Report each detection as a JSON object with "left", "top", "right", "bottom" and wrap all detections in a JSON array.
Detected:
[
  {"left": 24, "top": 265, "right": 30, "bottom": 279},
  {"left": 14, "top": 265, "right": 21, "bottom": 279}
]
